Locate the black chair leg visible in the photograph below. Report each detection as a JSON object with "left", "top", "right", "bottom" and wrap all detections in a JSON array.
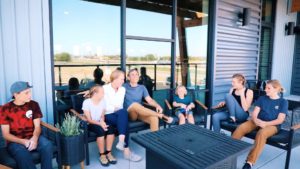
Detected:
[
  {"left": 85, "top": 143, "right": 90, "bottom": 165},
  {"left": 285, "top": 149, "right": 291, "bottom": 169},
  {"left": 83, "top": 123, "right": 90, "bottom": 166}
]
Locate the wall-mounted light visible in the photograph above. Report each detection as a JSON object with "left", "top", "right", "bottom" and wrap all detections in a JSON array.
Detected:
[
  {"left": 285, "top": 22, "right": 300, "bottom": 35},
  {"left": 237, "top": 8, "right": 251, "bottom": 26}
]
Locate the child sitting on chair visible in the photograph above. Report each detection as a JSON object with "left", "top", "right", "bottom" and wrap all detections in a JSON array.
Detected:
[
  {"left": 172, "top": 86, "right": 195, "bottom": 125},
  {"left": 82, "top": 85, "right": 117, "bottom": 166}
]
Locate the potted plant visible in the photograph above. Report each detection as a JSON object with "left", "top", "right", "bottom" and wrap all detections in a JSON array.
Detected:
[{"left": 56, "top": 114, "right": 85, "bottom": 166}]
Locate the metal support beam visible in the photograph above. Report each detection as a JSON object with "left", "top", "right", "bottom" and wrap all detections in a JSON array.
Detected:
[
  {"left": 120, "top": 0, "right": 126, "bottom": 72},
  {"left": 170, "top": 0, "right": 177, "bottom": 89},
  {"left": 177, "top": 17, "right": 189, "bottom": 86},
  {"left": 126, "top": 35, "right": 174, "bottom": 43}
]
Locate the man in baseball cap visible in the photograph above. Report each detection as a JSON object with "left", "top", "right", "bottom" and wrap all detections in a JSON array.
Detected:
[
  {"left": 10, "top": 81, "right": 32, "bottom": 99},
  {"left": 0, "top": 81, "right": 53, "bottom": 169}
]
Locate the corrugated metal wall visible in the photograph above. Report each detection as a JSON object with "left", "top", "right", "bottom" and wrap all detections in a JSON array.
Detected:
[
  {"left": 0, "top": 0, "right": 54, "bottom": 123},
  {"left": 211, "top": 0, "right": 262, "bottom": 105}
]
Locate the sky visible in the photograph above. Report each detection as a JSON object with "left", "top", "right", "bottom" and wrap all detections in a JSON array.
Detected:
[{"left": 52, "top": 0, "right": 208, "bottom": 57}]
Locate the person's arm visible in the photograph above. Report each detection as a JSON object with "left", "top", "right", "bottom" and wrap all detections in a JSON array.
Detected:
[
  {"left": 145, "top": 96, "right": 163, "bottom": 113},
  {"left": 240, "top": 89, "right": 254, "bottom": 111},
  {"left": 26, "top": 118, "right": 42, "bottom": 151},
  {"left": 186, "top": 102, "right": 195, "bottom": 111},
  {"left": 83, "top": 110, "right": 108, "bottom": 130},
  {"left": 172, "top": 101, "right": 187, "bottom": 108},
  {"left": 252, "top": 105, "right": 286, "bottom": 128},
  {"left": 1, "top": 125, "right": 31, "bottom": 148},
  {"left": 259, "top": 113, "right": 286, "bottom": 128},
  {"left": 251, "top": 106, "right": 261, "bottom": 125},
  {"left": 77, "top": 90, "right": 89, "bottom": 97}
]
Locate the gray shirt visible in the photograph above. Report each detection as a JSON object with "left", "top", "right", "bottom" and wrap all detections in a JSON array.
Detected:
[{"left": 123, "top": 82, "right": 149, "bottom": 110}]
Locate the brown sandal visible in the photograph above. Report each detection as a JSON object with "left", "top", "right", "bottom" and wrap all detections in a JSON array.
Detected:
[
  {"left": 107, "top": 153, "right": 117, "bottom": 164},
  {"left": 99, "top": 154, "right": 109, "bottom": 166}
]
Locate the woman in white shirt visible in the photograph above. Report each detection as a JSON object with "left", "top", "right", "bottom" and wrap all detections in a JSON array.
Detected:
[
  {"left": 82, "top": 85, "right": 116, "bottom": 166},
  {"left": 103, "top": 69, "right": 141, "bottom": 162}
]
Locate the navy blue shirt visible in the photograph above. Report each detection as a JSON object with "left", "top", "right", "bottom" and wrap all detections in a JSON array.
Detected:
[
  {"left": 255, "top": 95, "right": 288, "bottom": 121},
  {"left": 173, "top": 95, "right": 192, "bottom": 106},
  {"left": 123, "top": 83, "right": 149, "bottom": 110}
]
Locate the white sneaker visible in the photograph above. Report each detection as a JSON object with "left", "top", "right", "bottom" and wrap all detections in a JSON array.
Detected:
[
  {"left": 116, "top": 141, "right": 125, "bottom": 151},
  {"left": 124, "top": 152, "right": 142, "bottom": 162}
]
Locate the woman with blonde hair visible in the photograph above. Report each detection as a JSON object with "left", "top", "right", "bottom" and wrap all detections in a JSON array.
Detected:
[
  {"left": 82, "top": 85, "right": 116, "bottom": 166},
  {"left": 103, "top": 69, "right": 141, "bottom": 162},
  {"left": 232, "top": 80, "right": 288, "bottom": 169},
  {"left": 212, "top": 73, "right": 254, "bottom": 132}
]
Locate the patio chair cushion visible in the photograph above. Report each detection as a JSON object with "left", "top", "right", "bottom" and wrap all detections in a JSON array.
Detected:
[
  {"left": 221, "top": 121, "right": 300, "bottom": 145},
  {"left": 129, "top": 120, "right": 150, "bottom": 133}
]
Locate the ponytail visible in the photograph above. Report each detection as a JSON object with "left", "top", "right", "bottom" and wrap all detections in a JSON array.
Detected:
[
  {"left": 266, "top": 80, "right": 284, "bottom": 94},
  {"left": 85, "top": 84, "right": 102, "bottom": 98}
]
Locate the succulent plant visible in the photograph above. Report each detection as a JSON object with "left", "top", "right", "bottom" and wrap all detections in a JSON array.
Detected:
[{"left": 56, "top": 114, "right": 83, "bottom": 137}]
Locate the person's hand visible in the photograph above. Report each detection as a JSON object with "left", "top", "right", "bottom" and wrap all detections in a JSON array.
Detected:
[
  {"left": 28, "top": 138, "right": 38, "bottom": 151},
  {"left": 77, "top": 90, "right": 89, "bottom": 97},
  {"left": 186, "top": 105, "right": 192, "bottom": 112},
  {"left": 256, "top": 120, "right": 267, "bottom": 128},
  {"left": 100, "top": 121, "right": 108, "bottom": 131},
  {"left": 237, "top": 87, "right": 246, "bottom": 96},
  {"left": 217, "top": 101, "right": 225, "bottom": 108},
  {"left": 253, "top": 118, "right": 260, "bottom": 125},
  {"left": 180, "top": 104, "right": 187, "bottom": 109},
  {"left": 22, "top": 139, "right": 31, "bottom": 148},
  {"left": 156, "top": 106, "right": 163, "bottom": 114}
]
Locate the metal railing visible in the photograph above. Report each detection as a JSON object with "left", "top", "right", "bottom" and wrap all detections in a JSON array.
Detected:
[{"left": 54, "top": 62, "right": 206, "bottom": 90}]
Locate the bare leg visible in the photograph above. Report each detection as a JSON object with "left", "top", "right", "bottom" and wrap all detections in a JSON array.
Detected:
[
  {"left": 187, "top": 114, "right": 195, "bottom": 124},
  {"left": 106, "top": 134, "right": 115, "bottom": 152},
  {"left": 96, "top": 137, "right": 105, "bottom": 154},
  {"left": 178, "top": 114, "right": 186, "bottom": 125}
]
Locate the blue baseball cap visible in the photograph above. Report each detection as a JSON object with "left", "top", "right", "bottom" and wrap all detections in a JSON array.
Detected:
[{"left": 10, "top": 81, "right": 32, "bottom": 95}]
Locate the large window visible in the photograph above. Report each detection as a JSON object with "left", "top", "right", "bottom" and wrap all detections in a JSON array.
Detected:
[
  {"left": 52, "top": 0, "right": 210, "bottom": 122},
  {"left": 52, "top": 0, "right": 120, "bottom": 86},
  {"left": 258, "top": 0, "right": 276, "bottom": 80}
]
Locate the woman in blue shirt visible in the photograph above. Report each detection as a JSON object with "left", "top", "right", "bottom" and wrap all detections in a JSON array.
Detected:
[{"left": 232, "top": 80, "right": 288, "bottom": 169}]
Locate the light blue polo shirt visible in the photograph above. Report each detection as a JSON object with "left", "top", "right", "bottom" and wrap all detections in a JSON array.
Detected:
[{"left": 123, "top": 83, "right": 149, "bottom": 110}]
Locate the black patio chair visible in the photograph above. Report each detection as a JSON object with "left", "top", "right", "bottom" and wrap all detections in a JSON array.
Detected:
[
  {"left": 219, "top": 105, "right": 300, "bottom": 169},
  {"left": 246, "top": 79, "right": 267, "bottom": 102},
  {"left": 69, "top": 94, "right": 151, "bottom": 165},
  {"left": 164, "top": 88, "right": 208, "bottom": 128},
  {"left": 0, "top": 120, "right": 62, "bottom": 169}
]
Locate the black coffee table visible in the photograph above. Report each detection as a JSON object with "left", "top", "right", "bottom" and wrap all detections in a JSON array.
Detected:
[{"left": 132, "top": 124, "right": 251, "bottom": 169}]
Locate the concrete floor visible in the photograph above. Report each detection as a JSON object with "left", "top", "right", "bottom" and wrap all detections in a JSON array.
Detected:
[{"left": 49, "top": 128, "right": 300, "bottom": 169}]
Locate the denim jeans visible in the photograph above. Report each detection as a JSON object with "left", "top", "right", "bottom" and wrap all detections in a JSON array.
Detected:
[
  {"left": 212, "top": 94, "right": 249, "bottom": 132},
  {"left": 7, "top": 135, "right": 53, "bottom": 169},
  {"left": 225, "top": 94, "right": 249, "bottom": 121},
  {"left": 105, "top": 109, "right": 129, "bottom": 148}
]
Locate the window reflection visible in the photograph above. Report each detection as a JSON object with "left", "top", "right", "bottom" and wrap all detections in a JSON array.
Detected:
[
  {"left": 52, "top": 1, "right": 209, "bottom": 91},
  {"left": 52, "top": 0, "right": 120, "bottom": 86}
]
